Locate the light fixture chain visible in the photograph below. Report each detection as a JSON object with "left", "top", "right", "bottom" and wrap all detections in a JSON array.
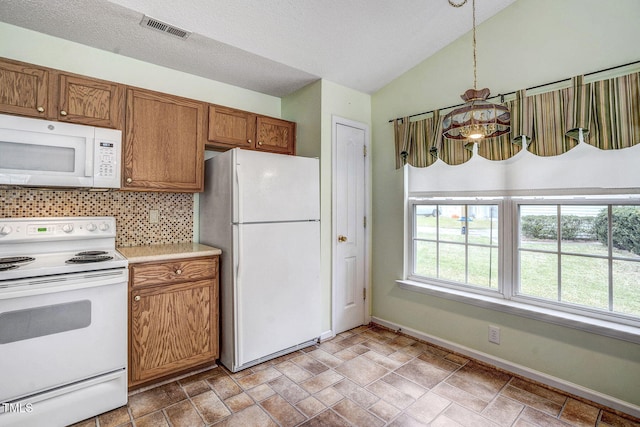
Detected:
[{"left": 472, "top": 0, "right": 477, "bottom": 90}]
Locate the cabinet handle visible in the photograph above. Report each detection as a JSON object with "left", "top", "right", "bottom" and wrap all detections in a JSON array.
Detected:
[
  {"left": 36, "top": 106, "right": 45, "bottom": 113},
  {"left": 60, "top": 110, "right": 68, "bottom": 116},
  {"left": 258, "top": 141, "right": 263, "bottom": 146},
  {"left": 248, "top": 139, "right": 252, "bottom": 144},
  {"left": 338, "top": 235, "right": 348, "bottom": 242},
  {"left": 126, "top": 178, "right": 132, "bottom": 183},
  {"left": 175, "top": 269, "right": 182, "bottom": 275},
  {"left": 134, "top": 295, "right": 141, "bottom": 302}
]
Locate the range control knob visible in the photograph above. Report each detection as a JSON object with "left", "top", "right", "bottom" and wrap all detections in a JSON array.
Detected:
[
  {"left": 0, "top": 225, "right": 13, "bottom": 236},
  {"left": 62, "top": 224, "right": 74, "bottom": 233},
  {"left": 86, "top": 223, "right": 97, "bottom": 232},
  {"left": 99, "top": 223, "right": 110, "bottom": 232}
]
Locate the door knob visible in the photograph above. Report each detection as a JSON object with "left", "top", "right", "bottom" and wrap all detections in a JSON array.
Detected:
[{"left": 338, "top": 235, "right": 347, "bottom": 242}]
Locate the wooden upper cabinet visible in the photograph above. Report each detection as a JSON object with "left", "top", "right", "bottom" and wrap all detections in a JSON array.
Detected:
[
  {"left": 124, "top": 88, "right": 205, "bottom": 192},
  {"left": 207, "top": 105, "right": 256, "bottom": 149},
  {"left": 256, "top": 116, "right": 296, "bottom": 155},
  {"left": 0, "top": 58, "right": 50, "bottom": 118},
  {"left": 207, "top": 104, "right": 296, "bottom": 155},
  {"left": 56, "top": 73, "right": 125, "bottom": 129}
]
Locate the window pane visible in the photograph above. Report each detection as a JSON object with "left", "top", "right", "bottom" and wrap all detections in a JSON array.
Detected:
[
  {"left": 520, "top": 205, "right": 558, "bottom": 251},
  {"left": 610, "top": 206, "right": 640, "bottom": 259},
  {"left": 613, "top": 260, "right": 640, "bottom": 317},
  {"left": 467, "top": 205, "right": 499, "bottom": 246},
  {"left": 519, "top": 251, "right": 558, "bottom": 300},
  {"left": 439, "top": 205, "right": 467, "bottom": 243},
  {"left": 414, "top": 241, "right": 437, "bottom": 278},
  {"left": 468, "top": 246, "right": 498, "bottom": 289},
  {"left": 559, "top": 205, "right": 602, "bottom": 245},
  {"left": 415, "top": 205, "right": 438, "bottom": 240},
  {"left": 438, "top": 243, "right": 466, "bottom": 283},
  {"left": 559, "top": 205, "right": 608, "bottom": 256},
  {"left": 560, "top": 255, "right": 608, "bottom": 310}
]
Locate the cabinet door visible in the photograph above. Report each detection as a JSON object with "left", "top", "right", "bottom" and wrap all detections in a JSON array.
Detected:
[
  {"left": 207, "top": 105, "right": 256, "bottom": 150},
  {"left": 130, "top": 279, "right": 217, "bottom": 385},
  {"left": 0, "top": 58, "right": 50, "bottom": 118},
  {"left": 56, "top": 73, "right": 125, "bottom": 129},
  {"left": 124, "top": 88, "right": 205, "bottom": 192},
  {"left": 256, "top": 116, "right": 296, "bottom": 154}
]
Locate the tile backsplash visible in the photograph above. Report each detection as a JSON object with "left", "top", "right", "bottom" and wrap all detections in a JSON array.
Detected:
[{"left": 0, "top": 188, "right": 194, "bottom": 247}]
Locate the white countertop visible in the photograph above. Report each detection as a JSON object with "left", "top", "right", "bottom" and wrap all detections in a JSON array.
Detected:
[{"left": 117, "top": 243, "right": 221, "bottom": 263}]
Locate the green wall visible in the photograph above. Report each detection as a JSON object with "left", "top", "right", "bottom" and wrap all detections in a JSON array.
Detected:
[
  {"left": 284, "top": 80, "right": 371, "bottom": 333},
  {"left": 371, "top": 0, "right": 640, "bottom": 409}
]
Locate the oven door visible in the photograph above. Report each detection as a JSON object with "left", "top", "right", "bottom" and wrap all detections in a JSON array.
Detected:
[{"left": 0, "top": 268, "right": 127, "bottom": 402}]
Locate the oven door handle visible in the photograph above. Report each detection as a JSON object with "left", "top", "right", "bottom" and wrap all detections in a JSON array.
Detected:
[{"left": 0, "top": 269, "right": 127, "bottom": 300}]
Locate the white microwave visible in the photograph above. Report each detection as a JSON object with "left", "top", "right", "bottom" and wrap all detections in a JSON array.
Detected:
[{"left": 0, "top": 114, "right": 121, "bottom": 189}]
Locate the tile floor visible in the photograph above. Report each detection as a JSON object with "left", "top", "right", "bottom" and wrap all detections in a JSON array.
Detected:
[{"left": 72, "top": 325, "right": 639, "bottom": 427}]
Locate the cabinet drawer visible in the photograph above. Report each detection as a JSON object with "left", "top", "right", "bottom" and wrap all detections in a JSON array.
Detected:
[{"left": 130, "top": 256, "right": 217, "bottom": 288}]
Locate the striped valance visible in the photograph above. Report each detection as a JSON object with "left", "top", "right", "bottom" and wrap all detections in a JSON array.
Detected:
[{"left": 394, "top": 71, "right": 640, "bottom": 168}]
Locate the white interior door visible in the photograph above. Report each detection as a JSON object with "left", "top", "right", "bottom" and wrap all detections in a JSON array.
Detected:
[{"left": 333, "top": 118, "right": 368, "bottom": 335}]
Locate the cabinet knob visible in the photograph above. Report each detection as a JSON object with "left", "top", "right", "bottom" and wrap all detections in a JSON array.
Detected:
[
  {"left": 248, "top": 139, "right": 252, "bottom": 144},
  {"left": 134, "top": 295, "right": 141, "bottom": 302},
  {"left": 60, "top": 110, "right": 68, "bottom": 116},
  {"left": 175, "top": 269, "right": 182, "bottom": 275},
  {"left": 126, "top": 178, "right": 132, "bottom": 183},
  {"left": 36, "top": 106, "right": 45, "bottom": 113},
  {"left": 338, "top": 235, "right": 348, "bottom": 242},
  {"left": 258, "top": 141, "right": 263, "bottom": 146}
]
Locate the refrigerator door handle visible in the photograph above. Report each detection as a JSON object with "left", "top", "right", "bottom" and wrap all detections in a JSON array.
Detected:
[
  {"left": 233, "top": 224, "right": 242, "bottom": 367},
  {"left": 235, "top": 164, "right": 243, "bottom": 224}
]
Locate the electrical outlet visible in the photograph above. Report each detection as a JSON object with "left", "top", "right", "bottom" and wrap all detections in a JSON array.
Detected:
[
  {"left": 149, "top": 209, "right": 159, "bottom": 224},
  {"left": 488, "top": 325, "right": 501, "bottom": 344}
]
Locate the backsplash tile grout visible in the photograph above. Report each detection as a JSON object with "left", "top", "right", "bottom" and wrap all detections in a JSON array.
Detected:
[{"left": 0, "top": 189, "right": 194, "bottom": 247}]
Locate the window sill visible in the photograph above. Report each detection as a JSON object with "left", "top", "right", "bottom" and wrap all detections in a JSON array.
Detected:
[{"left": 396, "top": 279, "right": 640, "bottom": 344}]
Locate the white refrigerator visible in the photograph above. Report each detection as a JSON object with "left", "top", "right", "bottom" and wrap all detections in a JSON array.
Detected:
[{"left": 199, "top": 148, "right": 321, "bottom": 372}]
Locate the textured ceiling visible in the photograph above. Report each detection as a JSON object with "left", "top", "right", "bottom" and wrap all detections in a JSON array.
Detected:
[{"left": 0, "top": 0, "right": 517, "bottom": 97}]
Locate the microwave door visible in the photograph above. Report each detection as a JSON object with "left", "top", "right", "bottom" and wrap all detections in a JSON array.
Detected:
[{"left": 0, "top": 127, "right": 93, "bottom": 187}]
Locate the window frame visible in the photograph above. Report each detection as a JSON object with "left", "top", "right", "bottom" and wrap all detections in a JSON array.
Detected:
[
  {"left": 404, "top": 194, "right": 640, "bottom": 335},
  {"left": 407, "top": 197, "right": 505, "bottom": 298}
]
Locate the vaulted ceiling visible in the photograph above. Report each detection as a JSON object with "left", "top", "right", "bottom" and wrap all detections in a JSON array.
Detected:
[{"left": 0, "top": 0, "right": 516, "bottom": 97}]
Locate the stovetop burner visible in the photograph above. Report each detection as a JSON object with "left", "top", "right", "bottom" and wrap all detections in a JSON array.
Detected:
[
  {"left": 0, "top": 256, "right": 36, "bottom": 264},
  {"left": 0, "top": 263, "right": 19, "bottom": 271},
  {"left": 66, "top": 255, "right": 114, "bottom": 264},
  {"left": 76, "top": 251, "right": 109, "bottom": 256}
]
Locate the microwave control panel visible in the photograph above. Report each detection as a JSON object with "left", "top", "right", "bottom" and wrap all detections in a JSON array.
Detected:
[{"left": 96, "top": 141, "right": 117, "bottom": 178}]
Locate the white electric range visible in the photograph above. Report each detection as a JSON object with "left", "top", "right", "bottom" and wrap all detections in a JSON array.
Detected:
[{"left": 0, "top": 217, "right": 128, "bottom": 427}]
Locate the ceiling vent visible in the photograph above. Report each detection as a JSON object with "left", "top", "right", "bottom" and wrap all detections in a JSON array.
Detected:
[{"left": 140, "top": 15, "right": 191, "bottom": 40}]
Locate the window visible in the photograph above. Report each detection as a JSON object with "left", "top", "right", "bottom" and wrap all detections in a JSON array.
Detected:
[
  {"left": 412, "top": 202, "right": 499, "bottom": 292},
  {"left": 408, "top": 196, "right": 640, "bottom": 328}
]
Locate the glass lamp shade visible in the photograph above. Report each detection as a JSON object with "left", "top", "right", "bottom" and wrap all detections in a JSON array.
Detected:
[{"left": 442, "top": 88, "right": 511, "bottom": 141}]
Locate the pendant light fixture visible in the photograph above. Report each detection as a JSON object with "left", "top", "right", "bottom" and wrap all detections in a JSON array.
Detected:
[{"left": 442, "top": 0, "right": 510, "bottom": 141}]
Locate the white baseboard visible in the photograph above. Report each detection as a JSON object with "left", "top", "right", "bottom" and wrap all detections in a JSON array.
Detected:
[
  {"left": 370, "top": 316, "right": 640, "bottom": 419},
  {"left": 319, "top": 330, "right": 335, "bottom": 342}
]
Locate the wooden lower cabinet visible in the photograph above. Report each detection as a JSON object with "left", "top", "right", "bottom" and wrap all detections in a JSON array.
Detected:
[{"left": 128, "top": 256, "right": 219, "bottom": 388}]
